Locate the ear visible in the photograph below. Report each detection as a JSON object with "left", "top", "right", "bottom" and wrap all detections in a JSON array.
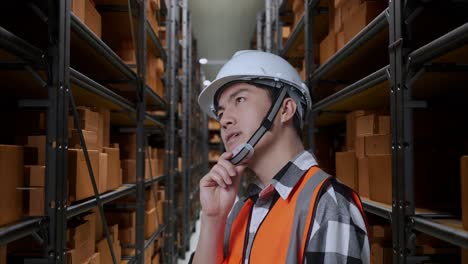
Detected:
[{"left": 280, "top": 98, "right": 297, "bottom": 124}]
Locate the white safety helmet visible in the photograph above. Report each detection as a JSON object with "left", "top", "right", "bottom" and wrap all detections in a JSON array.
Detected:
[{"left": 198, "top": 50, "right": 312, "bottom": 126}]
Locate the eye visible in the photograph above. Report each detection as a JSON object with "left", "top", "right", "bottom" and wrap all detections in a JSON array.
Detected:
[{"left": 235, "top": 97, "right": 246, "bottom": 104}]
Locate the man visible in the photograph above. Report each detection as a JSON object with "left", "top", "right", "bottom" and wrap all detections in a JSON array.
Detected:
[{"left": 193, "top": 50, "right": 369, "bottom": 264}]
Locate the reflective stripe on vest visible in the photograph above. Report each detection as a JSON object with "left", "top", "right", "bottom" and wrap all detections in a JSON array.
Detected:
[{"left": 222, "top": 166, "right": 330, "bottom": 264}]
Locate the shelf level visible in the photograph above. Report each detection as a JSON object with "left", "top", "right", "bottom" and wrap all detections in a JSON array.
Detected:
[
  {"left": 412, "top": 217, "right": 468, "bottom": 249},
  {"left": 0, "top": 217, "right": 48, "bottom": 245}
]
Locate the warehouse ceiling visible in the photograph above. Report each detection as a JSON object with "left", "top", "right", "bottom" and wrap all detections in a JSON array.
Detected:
[{"left": 189, "top": 0, "right": 264, "bottom": 82}]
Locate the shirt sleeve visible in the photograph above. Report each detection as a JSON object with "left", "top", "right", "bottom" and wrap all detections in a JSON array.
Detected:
[{"left": 304, "top": 181, "right": 370, "bottom": 264}]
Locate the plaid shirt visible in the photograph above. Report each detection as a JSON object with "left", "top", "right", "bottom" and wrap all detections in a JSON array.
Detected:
[{"left": 241, "top": 151, "right": 370, "bottom": 264}]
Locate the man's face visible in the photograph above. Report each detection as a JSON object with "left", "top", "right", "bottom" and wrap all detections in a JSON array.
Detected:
[{"left": 216, "top": 82, "right": 272, "bottom": 152}]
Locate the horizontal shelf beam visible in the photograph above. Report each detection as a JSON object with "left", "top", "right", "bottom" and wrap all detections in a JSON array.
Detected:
[
  {"left": 312, "top": 66, "right": 389, "bottom": 112},
  {"left": 71, "top": 14, "right": 136, "bottom": 80},
  {"left": 0, "top": 26, "right": 45, "bottom": 65},
  {"left": 412, "top": 216, "right": 468, "bottom": 249},
  {"left": 408, "top": 23, "right": 468, "bottom": 68},
  {"left": 67, "top": 184, "right": 136, "bottom": 218},
  {"left": 361, "top": 199, "right": 392, "bottom": 220},
  {"left": 312, "top": 8, "right": 388, "bottom": 82},
  {"left": 281, "top": 15, "right": 304, "bottom": 57},
  {"left": 147, "top": 20, "right": 167, "bottom": 62},
  {"left": 145, "top": 174, "right": 166, "bottom": 186},
  {"left": 0, "top": 217, "right": 48, "bottom": 245}
]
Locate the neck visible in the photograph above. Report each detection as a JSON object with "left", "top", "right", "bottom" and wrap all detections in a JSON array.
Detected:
[{"left": 249, "top": 131, "right": 304, "bottom": 187}]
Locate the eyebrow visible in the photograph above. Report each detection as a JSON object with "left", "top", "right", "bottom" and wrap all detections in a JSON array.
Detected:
[{"left": 217, "top": 88, "right": 250, "bottom": 111}]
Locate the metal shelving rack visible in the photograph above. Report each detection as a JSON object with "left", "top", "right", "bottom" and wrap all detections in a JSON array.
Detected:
[
  {"left": 0, "top": 0, "right": 182, "bottom": 263},
  {"left": 259, "top": 0, "right": 468, "bottom": 263}
]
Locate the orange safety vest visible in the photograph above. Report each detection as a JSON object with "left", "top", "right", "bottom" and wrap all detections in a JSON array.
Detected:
[{"left": 222, "top": 166, "right": 366, "bottom": 264}]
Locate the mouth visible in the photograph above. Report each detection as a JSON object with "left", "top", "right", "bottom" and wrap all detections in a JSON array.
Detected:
[{"left": 226, "top": 132, "right": 241, "bottom": 148}]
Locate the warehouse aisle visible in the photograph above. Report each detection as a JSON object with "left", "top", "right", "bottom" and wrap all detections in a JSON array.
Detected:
[{"left": 178, "top": 217, "right": 201, "bottom": 264}]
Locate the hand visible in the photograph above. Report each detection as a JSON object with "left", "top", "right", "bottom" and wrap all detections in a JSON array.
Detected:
[{"left": 199, "top": 152, "right": 248, "bottom": 219}]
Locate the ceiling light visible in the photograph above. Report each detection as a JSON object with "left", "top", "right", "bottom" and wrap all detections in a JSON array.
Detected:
[
  {"left": 203, "top": 80, "right": 211, "bottom": 86},
  {"left": 199, "top": 58, "right": 208, "bottom": 64}
]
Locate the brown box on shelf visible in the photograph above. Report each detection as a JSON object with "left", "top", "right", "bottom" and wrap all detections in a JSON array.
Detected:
[
  {"left": 462, "top": 156, "right": 468, "bottom": 230},
  {"left": 0, "top": 145, "right": 23, "bottom": 226},
  {"left": 343, "top": 1, "right": 386, "bottom": 43},
  {"left": 76, "top": 107, "right": 99, "bottom": 132},
  {"left": 27, "top": 135, "right": 46, "bottom": 165},
  {"left": 103, "top": 147, "right": 121, "bottom": 191},
  {"left": 147, "top": 0, "right": 160, "bottom": 33},
  {"left": 346, "top": 110, "right": 369, "bottom": 150},
  {"left": 68, "top": 149, "right": 99, "bottom": 202},
  {"left": 83, "top": 211, "right": 96, "bottom": 245},
  {"left": 369, "top": 154, "right": 392, "bottom": 204},
  {"left": 24, "top": 165, "right": 45, "bottom": 187},
  {"left": 67, "top": 220, "right": 91, "bottom": 249},
  {"left": 85, "top": 0, "right": 102, "bottom": 38},
  {"left": 99, "top": 153, "right": 108, "bottom": 193},
  {"left": 358, "top": 157, "right": 369, "bottom": 198},
  {"left": 66, "top": 238, "right": 95, "bottom": 264},
  {"left": 69, "top": 129, "right": 98, "bottom": 150},
  {"left": 22, "top": 187, "right": 44, "bottom": 216},
  {"left": 23, "top": 146, "right": 39, "bottom": 165},
  {"left": 96, "top": 238, "right": 121, "bottom": 264},
  {"left": 108, "top": 224, "right": 119, "bottom": 243},
  {"left": 336, "top": 31, "right": 345, "bottom": 50},
  {"left": 86, "top": 252, "right": 100, "bottom": 264},
  {"left": 319, "top": 32, "right": 336, "bottom": 65},
  {"left": 369, "top": 225, "right": 392, "bottom": 244},
  {"left": 152, "top": 253, "right": 160, "bottom": 264},
  {"left": 71, "top": 0, "right": 85, "bottom": 21},
  {"left": 112, "top": 133, "right": 137, "bottom": 159},
  {"left": 105, "top": 210, "right": 136, "bottom": 228},
  {"left": 356, "top": 114, "right": 378, "bottom": 136},
  {"left": 91, "top": 107, "right": 111, "bottom": 150},
  {"left": 119, "top": 226, "right": 135, "bottom": 245},
  {"left": 365, "top": 134, "right": 391, "bottom": 155},
  {"left": 355, "top": 136, "right": 365, "bottom": 158},
  {"left": 335, "top": 151, "right": 358, "bottom": 190},
  {"left": 371, "top": 242, "right": 393, "bottom": 264},
  {"left": 157, "top": 200, "right": 164, "bottom": 226},
  {"left": 333, "top": 6, "right": 342, "bottom": 33},
  {"left": 378, "top": 115, "right": 391, "bottom": 135},
  {"left": 341, "top": 0, "right": 361, "bottom": 22},
  {"left": 92, "top": 208, "right": 103, "bottom": 242},
  {"left": 145, "top": 207, "right": 157, "bottom": 239}
]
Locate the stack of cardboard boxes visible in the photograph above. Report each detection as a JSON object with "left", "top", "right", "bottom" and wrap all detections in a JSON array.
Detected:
[
  {"left": 68, "top": 106, "right": 122, "bottom": 203},
  {"left": 320, "top": 0, "right": 387, "bottom": 64},
  {"left": 336, "top": 110, "right": 391, "bottom": 203},
  {"left": 114, "top": 133, "right": 164, "bottom": 183},
  {"left": 369, "top": 225, "right": 393, "bottom": 264},
  {"left": 71, "top": 0, "right": 102, "bottom": 38},
  {"left": 291, "top": 0, "right": 304, "bottom": 29}
]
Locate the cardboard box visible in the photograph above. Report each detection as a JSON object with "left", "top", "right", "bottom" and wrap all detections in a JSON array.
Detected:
[
  {"left": 119, "top": 227, "right": 135, "bottom": 244},
  {"left": 93, "top": 208, "right": 103, "bottom": 242},
  {"left": 121, "top": 159, "right": 158, "bottom": 183},
  {"left": 99, "top": 153, "right": 108, "bottom": 193},
  {"left": 87, "top": 252, "right": 100, "bottom": 264},
  {"left": 371, "top": 242, "right": 393, "bottom": 264},
  {"left": 0, "top": 145, "right": 23, "bottom": 226},
  {"left": 336, "top": 31, "right": 345, "bottom": 50},
  {"left": 69, "top": 129, "right": 98, "bottom": 150},
  {"left": 365, "top": 134, "right": 391, "bottom": 155},
  {"left": 355, "top": 136, "right": 365, "bottom": 158},
  {"left": 335, "top": 151, "right": 358, "bottom": 190},
  {"left": 85, "top": 0, "right": 102, "bottom": 38},
  {"left": 0, "top": 245, "right": 6, "bottom": 264},
  {"left": 144, "top": 241, "right": 154, "bottom": 264},
  {"left": 24, "top": 165, "right": 45, "bottom": 187},
  {"left": 157, "top": 200, "right": 164, "bottom": 225},
  {"left": 105, "top": 210, "right": 136, "bottom": 228},
  {"left": 113, "top": 133, "right": 137, "bottom": 159},
  {"left": 356, "top": 114, "right": 377, "bottom": 136},
  {"left": 91, "top": 107, "right": 111, "bottom": 150},
  {"left": 462, "top": 156, "right": 468, "bottom": 230},
  {"left": 108, "top": 224, "right": 119, "bottom": 243},
  {"left": 103, "top": 147, "right": 121, "bottom": 191},
  {"left": 71, "top": 0, "right": 85, "bottom": 21},
  {"left": 145, "top": 207, "right": 157, "bottom": 239},
  {"left": 76, "top": 107, "right": 99, "bottom": 132},
  {"left": 83, "top": 211, "right": 96, "bottom": 245},
  {"left": 97, "top": 239, "right": 121, "bottom": 264},
  {"left": 369, "top": 225, "right": 392, "bottom": 244},
  {"left": 67, "top": 220, "right": 91, "bottom": 248},
  {"left": 68, "top": 149, "right": 100, "bottom": 202},
  {"left": 341, "top": 0, "right": 361, "bottom": 22},
  {"left": 27, "top": 135, "right": 46, "bottom": 165},
  {"left": 369, "top": 155, "right": 392, "bottom": 204},
  {"left": 346, "top": 110, "right": 369, "bottom": 150},
  {"left": 151, "top": 252, "right": 160, "bottom": 264},
  {"left": 343, "top": 1, "right": 386, "bottom": 43},
  {"left": 22, "top": 187, "right": 44, "bottom": 216},
  {"left": 378, "top": 116, "right": 391, "bottom": 135},
  {"left": 358, "top": 157, "right": 369, "bottom": 198},
  {"left": 319, "top": 32, "right": 336, "bottom": 65},
  {"left": 334, "top": 7, "right": 343, "bottom": 33}
]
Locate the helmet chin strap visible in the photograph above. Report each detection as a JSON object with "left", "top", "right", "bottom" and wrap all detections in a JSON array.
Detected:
[{"left": 229, "top": 86, "right": 288, "bottom": 165}]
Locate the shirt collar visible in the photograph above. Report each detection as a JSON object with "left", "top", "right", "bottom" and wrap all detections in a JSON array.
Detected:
[{"left": 247, "top": 150, "right": 318, "bottom": 200}]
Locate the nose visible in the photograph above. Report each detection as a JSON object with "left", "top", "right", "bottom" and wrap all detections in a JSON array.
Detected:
[{"left": 220, "top": 109, "right": 235, "bottom": 130}]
